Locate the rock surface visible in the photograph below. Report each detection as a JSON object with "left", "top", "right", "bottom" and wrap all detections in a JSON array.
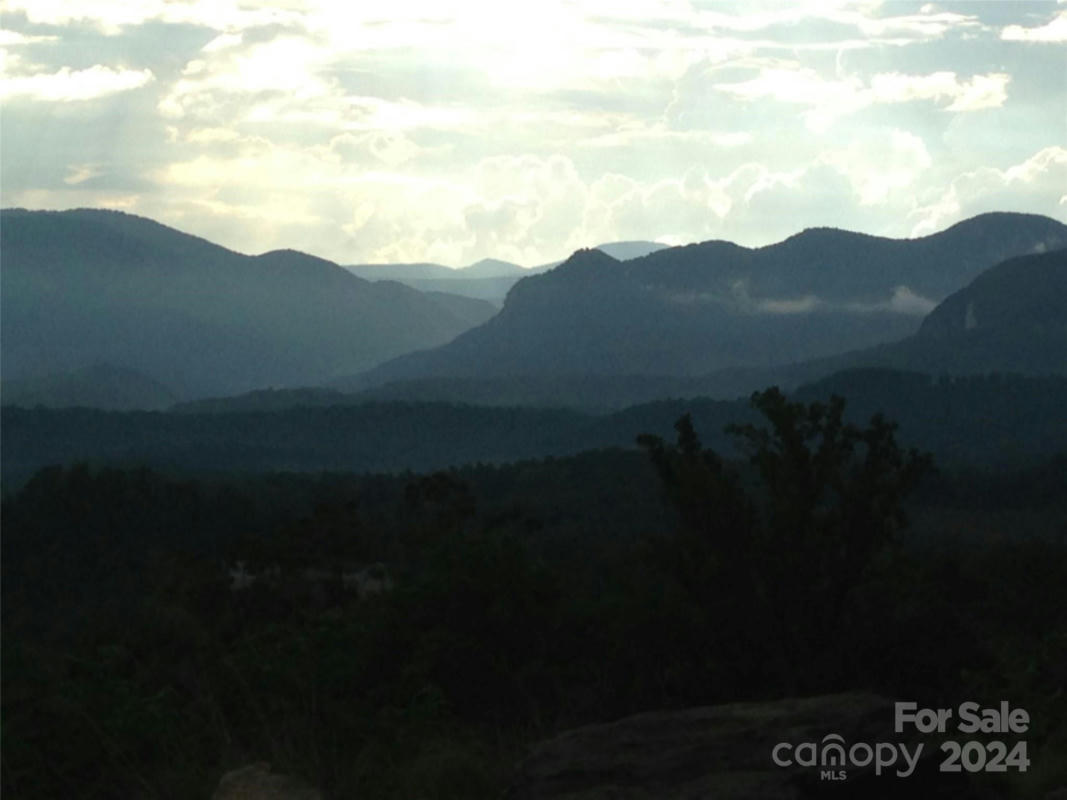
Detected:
[
  {"left": 212, "top": 762, "right": 321, "bottom": 800},
  {"left": 507, "top": 692, "right": 986, "bottom": 799}
]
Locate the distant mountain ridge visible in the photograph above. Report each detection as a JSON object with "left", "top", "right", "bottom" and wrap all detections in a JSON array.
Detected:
[
  {"left": 1, "top": 363, "right": 178, "bottom": 410},
  {"left": 345, "top": 241, "right": 668, "bottom": 305},
  {"left": 349, "top": 212, "right": 1066, "bottom": 391},
  {"left": 345, "top": 260, "right": 527, "bottom": 281},
  {"left": 344, "top": 260, "right": 542, "bottom": 306},
  {"left": 754, "top": 245, "right": 1067, "bottom": 385},
  {"left": 852, "top": 246, "right": 1067, "bottom": 376},
  {"left": 341, "top": 243, "right": 1067, "bottom": 408},
  {"left": 5, "top": 208, "right": 1063, "bottom": 411},
  {"left": 1, "top": 208, "right": 498, "bottom": 400}
]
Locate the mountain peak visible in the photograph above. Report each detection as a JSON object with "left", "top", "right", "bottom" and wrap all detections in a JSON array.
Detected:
[
  {"left": 1, "top": 208, "right": 501, "bottom": 398},
  {"left": 563, "top": 247, "right": 621, "bottom": 267},
  {"left": 544, "top": 248, "right": 623, "bottom": 284},
  {"left": 462, "top": 258, "right": 525, "bottom": 277},
  {"left": 940, "top": 210, "right": 1060, "bottom": 233},
  {"left": 781, "top": 226, "right": 884, "bottom": 246},
  {"left": 256, "top": 248, "right": 342, "bottom": 269}
]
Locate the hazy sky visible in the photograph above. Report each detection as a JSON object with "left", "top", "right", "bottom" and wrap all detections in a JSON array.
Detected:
[{"left": 2, "top": 1, "right": 1065, "bottom": 266}]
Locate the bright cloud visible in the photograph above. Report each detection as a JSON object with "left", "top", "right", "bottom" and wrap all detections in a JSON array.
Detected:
[
  {"left": 909, "top": 147, "right": 1067, "bottom": 237},
  {"left": 1, "top": 63, "right": 155, "bottom": 101},
  {"left": 945, "top": 73, "right": 1011, "bottom": 111},
  {"left": 0, "top": 0, "right": 304, "bottom": 34},
  {"left": 821, "top": 129, "right": 933, "bottom": 206},
  {"left": 717, "top": 68, "right": 1011, "bottom": 131},
  {"left": 1002, "top": 10, "right": 1067, "bottom": 42},
  {"left": 0, "top": 29, "right": 58, "bottom": 45},
  {"left": 63, "top": 163, "right": 105, "bottom": 185},
  {"left": 869, "top": 71, "right": 1009, "bottom": 110},
  {"left": 157, "top": 34, "right": 334, "bottom": 120}
]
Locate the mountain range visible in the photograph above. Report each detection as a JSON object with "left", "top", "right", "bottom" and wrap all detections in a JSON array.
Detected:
[
  {"left": 2, "top": 208, "right": 1064, "bottom": 411},
  {"left": 1, "top": 208, "right": 497, "bottom": 400},
  {"left": 345, "top": 241, "right": 667, "bottom": 305},
  {"left": 344, "top": 212, "right": 1067, "bottom": 401}
]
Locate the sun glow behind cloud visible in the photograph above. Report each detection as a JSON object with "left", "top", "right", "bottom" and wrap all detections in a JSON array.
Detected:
[{"left": 0, "top": 0, "right": 1064, "bottom": 264}]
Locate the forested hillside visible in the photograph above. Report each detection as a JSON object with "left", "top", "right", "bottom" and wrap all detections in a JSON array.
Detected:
[{"left": 1, "top": 209, "right": 496, "bottom": 400}]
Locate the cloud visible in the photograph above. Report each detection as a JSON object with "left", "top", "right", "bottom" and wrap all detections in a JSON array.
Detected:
[
  {"left": 843, "top": 286, "right": 938, "bottom": 315},
  {"left": 0, "top": 0, "right": 304, "bottom": 35},
  {"left": 141, "top": 145, "right": 591, "bottom": 266},
  {"left": 715, "top": 66, "right": 1010, "bottom": 131},
  {"left": 869, "top": 71, "right": 1010, "bottom": 111},
  {"left": 0, "top": 30, "right": 59, "bottom": 45},
  {"left": 1, "top": 63, "right": 155, "bottom": 101},
  {"left": 715, "top": 65, "right": 865, "bottom": 110},
  {"left": 688, "top": 2, "right": 980, "bottom": 41},
  {"left": 849, "top": 7, "right": 981, "bottom": 39},
  {"left": 909, "top": 146, "right": 1067, "bottom": 236},
  {"left": 184, "top": 127, "right": 243, "bottom": 144},
  {"left": 820, "top": 129, "right": 932, "bottom": 205},
  {"left": 1002, "top": 11, "right": 1067, "bottom": 43},
  {"left": 584, "top": 127, "right": 753, "bottom": 150},
  {"left": 757, "top": 295, "right": 822, "bottom": 314},
  {"left": 669, "top": 283, "right": 936, "bottom": 317},
  {"left": 888, "top": 286, "right": 937, "bottom": 315},
  {"left": 580, "top": 166, "right": 739, "bottom": 247},
  {"left": 0, "top": 0, "right": 163, "bottom": 33},
  {"left": 330, "top": 131, "right": 425, "bottom": 167},
  {"left": 157, "top": 34, "right": 334, "bottom": 120},
  {"left": 63, "top": 163, "right": 105, "bottom": 185},
  {"left": 462, "top": 154, "right": 590, "bottom": 263},
  {"left": 154, "top": 27, "right": 498, "bottom": 140},
  {"left": 944, "top": 73, "right": 1011, "bottom": 111}
]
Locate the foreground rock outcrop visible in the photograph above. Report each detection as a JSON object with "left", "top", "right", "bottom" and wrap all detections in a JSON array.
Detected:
[
  {"left": 212, "top": 762, "right": 321, "bottom": 800},
  {"left": 508, "top": 692, "right": 987, "bottom": 799}
]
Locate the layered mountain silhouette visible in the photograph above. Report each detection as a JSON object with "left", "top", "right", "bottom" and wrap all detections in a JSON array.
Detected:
[
  {"left": 843, "top": 245, "right": 1067, "bottom": 376},
  {"left": 1, "top": 208, "right": 497, "bottom": 400},
  {"left": 346, "top": 257, "right": 527, "bottom": 282},
  {"left": 345, "top": 241, "right": 666, "bottom": 305},
  {"left": 4, "top": 208, "right": 1063, "bottom": 410},
  {"left": 346, "top": 258, "right": 540, "bottom": 306},
  {"left": 347, "top": 213, "right": 1066, "bottom": 395},
  {"left": 345, "top": 244, "right": 1067, "bottom": 409},
  {"left": 659, "top": 244, "right": 1067, "bottom": 400},
  {"left": 0, "top": 363, "right": 178, "bottom": 410}
]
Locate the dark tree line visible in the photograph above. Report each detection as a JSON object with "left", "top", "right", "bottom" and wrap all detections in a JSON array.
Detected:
[{"left": 2, "top": 390, "right": 1066, "bottom": 798}]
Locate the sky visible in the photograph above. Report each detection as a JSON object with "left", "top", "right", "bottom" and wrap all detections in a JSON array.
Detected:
[{"left": 1, "top": 1, "right": 1065, "bottom": 267}]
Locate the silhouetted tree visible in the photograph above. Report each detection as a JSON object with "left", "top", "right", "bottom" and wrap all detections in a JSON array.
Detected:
[{"left": 640, "top": 387, "right": 931, "bottom": 690}]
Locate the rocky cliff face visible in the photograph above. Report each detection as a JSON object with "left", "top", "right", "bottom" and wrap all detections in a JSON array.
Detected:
[{"left": 507, "top": 693, "right": 984, "bottom": 799}]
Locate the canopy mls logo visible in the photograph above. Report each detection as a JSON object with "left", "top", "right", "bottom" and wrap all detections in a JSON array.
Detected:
[
  {"left": 771, "top": 734, "right": 922, "bottom": 781},
  {"left": 771, "top": 701, "right": 1031, "bottom": 782}
]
